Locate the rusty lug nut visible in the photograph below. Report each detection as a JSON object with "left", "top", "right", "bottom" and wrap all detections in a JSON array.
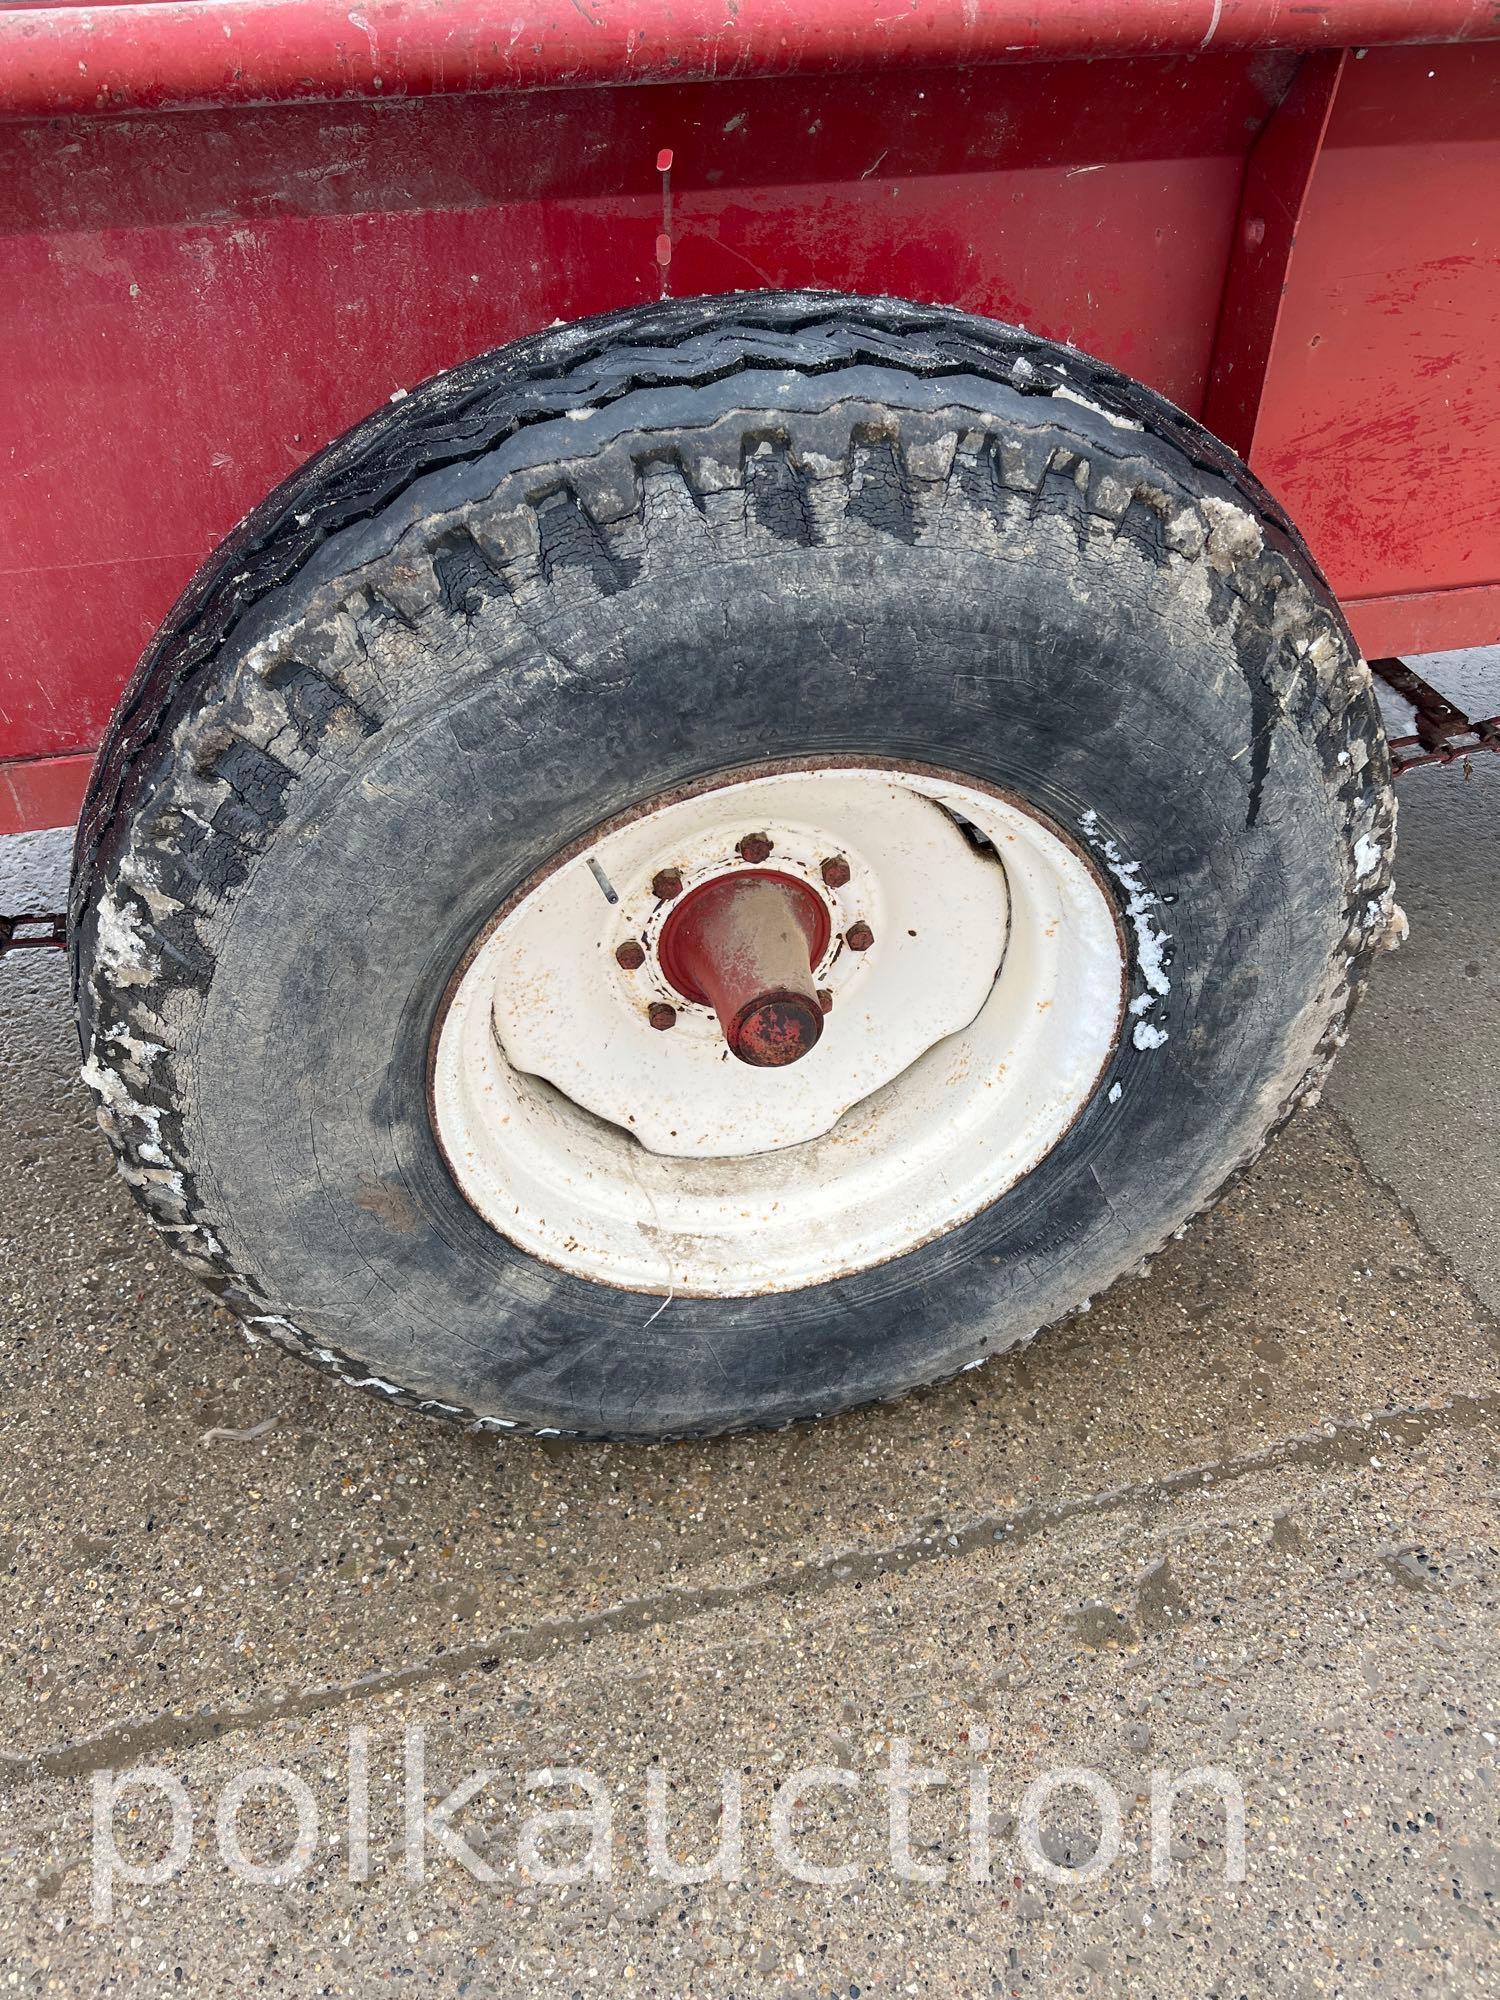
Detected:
[
  {"left": 820, "top": 855, "right": 851, "bottom": 889},
  {"left": 845, "top": 921, "right": 874, "bottom": 952},
  {"left": 615, "top": 940, "right": 646, "bottom": 971},
  {"left": 817, "top": 988, "right": 833, "bottom": 1014},
  {"left": 648, "top": 1002, "right": 677, "bottom": 1031},
  {"left": 737, "top": 832, "right": 773, "bottom": 864},
  {"left": 651, "top": 868, "right": 684, "bottom": 902}
]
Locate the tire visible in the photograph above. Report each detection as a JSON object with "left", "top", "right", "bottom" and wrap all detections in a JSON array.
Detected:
[{"left": 73, "top": 291, "right": 1398, "bottom": 1441}]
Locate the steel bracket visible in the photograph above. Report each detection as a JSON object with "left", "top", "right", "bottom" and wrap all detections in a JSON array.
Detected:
[{"left": 1369, "top": 656, "right": 1500, "bottom": 777}]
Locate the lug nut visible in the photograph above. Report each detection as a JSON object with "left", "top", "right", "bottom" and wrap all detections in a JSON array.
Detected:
[
  {"left": 615, "top": 940, "right": 646, "bottom": 971},
  {"left": 845, "top": 921, "right": 874, "bottom": 952},
  {"left": 651, "top": 868, "right": 684, "bottom": 902},
  {"left": 648, "top": 1002, "right": 677, "bottom": 1031},
  {"left": 737, "top": 833, "right": 773, "bottom": 864},
  {"left": 820, "top": 855, "right": 851, "bottom": 889},
  {"left": 817, "top": 988, "right": 833, "bottom": 1014}
]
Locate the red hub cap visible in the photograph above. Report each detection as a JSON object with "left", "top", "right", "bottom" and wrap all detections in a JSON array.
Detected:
[{"left": 657, "top": 870, "right": 831, "bottom": 1067}]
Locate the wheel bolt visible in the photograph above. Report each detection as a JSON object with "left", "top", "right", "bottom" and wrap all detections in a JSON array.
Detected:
[
  {"left": 845, "top": 921, "right": 874, "bottom": 952},
  {"left": 651, "top": 868, "right": 684, "bottom": 901},
  {"left": 737, "top": 833, "right": 773, "bottom": 863},
  {"left": 820, "top": 856, "right": 851, "bottom": 889},
  {"left": 615, "top": 940, "right": 646, "bottom": 971},
  {"left": 817, "top": 988, "right": 833, "bottom": 1014},
  {"left": 648, "top": 1002, "right": 677, "bottom": 1031}
]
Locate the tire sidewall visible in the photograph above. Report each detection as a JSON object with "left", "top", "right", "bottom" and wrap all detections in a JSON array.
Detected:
[{"left": 182, "top": 521, "right": 1343, "bottom": 1433}]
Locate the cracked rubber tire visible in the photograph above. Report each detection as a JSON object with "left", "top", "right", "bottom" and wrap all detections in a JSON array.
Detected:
[{"left": 73, "top": 292, "right": 1398, "bottom": 1441}]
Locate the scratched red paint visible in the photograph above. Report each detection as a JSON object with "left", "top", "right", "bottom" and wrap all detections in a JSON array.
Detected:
[
  {"left": 0, "top": 37, "right": 1496, "bottom": 830},
  {"left": 4, "top": 0, "right": 1496, "bottom": 118},
  {"left": 1250, "top": 45, "right": 1500, "bottom": 621}
]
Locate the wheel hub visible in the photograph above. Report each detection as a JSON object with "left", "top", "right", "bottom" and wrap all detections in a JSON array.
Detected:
[
  {"left": 657, "top": 870, "right": 830, "bottom": 1067},
  {"left": 429, "top": 762, "right": 1126, "bottom": 1294}
]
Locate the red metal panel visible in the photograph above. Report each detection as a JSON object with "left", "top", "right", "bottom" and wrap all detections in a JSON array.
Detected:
[
  {"left": 1246, "top": 42, "right": 1500, "bottom": 643},
  {"left": 4, "top": 23, "right": 1497, "bottom": 832},
  {"left": 0, "top": 55, "right": 1280, "bottom": 773},
  {"left": 0, "top": 753, "right": 92, "bottom": 836},
  {"left": 1, "top": 0, "right": 1496, "bottom": 119},
  {"left": 1202, "top": 50, "right": 1346, "bottom": 461},
  {"left": 1346, "top": 585, "right": 1500, "bottom": 660}
]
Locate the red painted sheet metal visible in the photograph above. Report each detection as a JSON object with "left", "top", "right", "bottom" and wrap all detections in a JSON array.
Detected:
[
  {"left": 1, "top": 0, "right": 1499, "bottom": 119},
  {"left": 1346, "top": 586, "right": 1500, "bottom": 661},
  {"left": 1202, "top": 50, "right": 1347, "bottom": 462},
  {"left": 2, "top": 30, "right": 1497, "bottom": 834},
  {"left": 1246, "top": 42, "right": 1500, "bottom": 634},
  {"left": 0, "top": 55, "right": 1281, "bottom": 770},
  {"left": 0, "top": 754, "right": 92, "bottom": 837}
]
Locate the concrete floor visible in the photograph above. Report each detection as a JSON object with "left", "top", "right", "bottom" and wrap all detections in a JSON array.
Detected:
[
  {"left": 1, "top": 655, "right": 1497, "bottom": 1996},
  {"left": 1329, "top": 650, "right": 1500, "bottom": 1313}
]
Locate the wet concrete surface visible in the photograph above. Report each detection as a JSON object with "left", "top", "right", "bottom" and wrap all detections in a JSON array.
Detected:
[{"left": 2, "top": 659, "right": 1499, "bottom": 1994}]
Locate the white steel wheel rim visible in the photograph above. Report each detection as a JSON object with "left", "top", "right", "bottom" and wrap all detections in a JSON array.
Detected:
[{"left": 430, "top": 763, "right": 1126, "bottom": 1297}]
